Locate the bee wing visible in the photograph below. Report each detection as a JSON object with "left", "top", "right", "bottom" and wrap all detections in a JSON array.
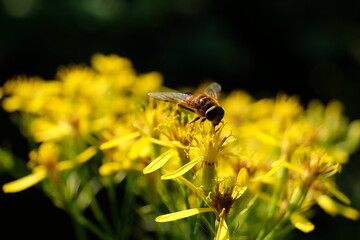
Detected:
[
  {"left": 148, "top": 92, "right": 189, "bottom": 103},
  {"left": 204, "top": 82, "right": 222, "bottom": 99}
]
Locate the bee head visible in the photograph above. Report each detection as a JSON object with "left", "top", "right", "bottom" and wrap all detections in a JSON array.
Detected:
[{"left": 205, "top": 106, "right": 225, "bottom": 126}]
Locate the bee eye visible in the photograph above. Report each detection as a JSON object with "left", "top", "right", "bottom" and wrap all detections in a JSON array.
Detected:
[{"left": 205, "top": 106, "right": 224, "bottom": 121}]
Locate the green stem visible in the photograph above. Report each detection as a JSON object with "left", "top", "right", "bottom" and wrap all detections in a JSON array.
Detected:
[
  {"left": 158, "top": 177, "right": 189, "bottom": 239},
  {"left": 118, "top": 177, "right": 136, "bottom": 239},
  {"left": 256, "top": 152, "right": 288, "bottom": 240},
  {"left": 201, "top": 213, "right": 216, "bottom": 236},
  {"left": 106, "top": 179, "right": 120, "bottom": 234},
  {"left": 262, "top": 184, "right": 310, "bottom": 240},
  {"left": 192, "top": 201, "right": 204, "bottom": 238},
  {"left": 71, "top": 216, "right": 88, "bottom": 240},
  {"left": 70, "top": 206, "right": 112, "bottom": 240},
  {"left": 202, "top": 164, "right": 216, "bottom": 193},
  {"left": 76, "top": 214, "right": 112, "bottom": 240},
  {"left": 269, "top": 166, "right": 288, "bottom": 218},
  {"left": 90, "top": 196, "right": 113, "bottom": 236}
]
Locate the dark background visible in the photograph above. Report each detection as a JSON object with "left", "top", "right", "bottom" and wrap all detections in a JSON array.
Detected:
[{"left": 1, "top": 0, "right": 359, "bottom": 239}]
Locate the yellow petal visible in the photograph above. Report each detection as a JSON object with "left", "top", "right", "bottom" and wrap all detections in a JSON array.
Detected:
[
  {"left": 100, "top": 132, "right": 140, "bottom": 150},
  {"left": 236, "top": 167, "right": 249, "bottom": 187},
  {"left": 99, "top": 162, "right": 123, "bottom": 175},
  {"left": 155, "top": 208, "right": 214, "bottom": 222},
  {"left": 290, "top": 212, "right": 315, "bottom": 233},
  {"left": 143, "top": 149, "right": 174, "bottom": 174},
  {"left": 252, "top": 165, "right": 281, "bottom": 182},
  {"left": 56, "top": 160, "right": 77, "bottom": 171},
  {"left": 232, "top": 186, "right": 247, "bottom": 200},
  {"left": 216, "top": 217, "right": 230, "bottom": 240},
  {"left": 161, "top": 156, "right": 203, "bottom": 180},
  {"left": 253, "top": 129, "right": 281, "bottom": 147},
  {"left": 324, "top": 182, "right": 351, "bottom": 205},
  {"left": 170, "top": 141, "right": 188, "bottom": 149},
  {"left": 339, "top": 205, "right": 360, "bottom": 220},
  {"left": 56, "top": 146, "right": 98, "bottom": 171},
  {"left": 75, "top": 146, "right": 98, "bottom": 164},
  {"left": 317, "top": 194, "right": 359, "bottom": 220},
  {"left": 148, "top": 137, "right": 174, "bottom": 148},
  {"left": 2, "top": 167, "right": 47, "bottom": 193},
  {"left": 317, "top": 194, "right": 338, "bottom": 216},
  {"left": 128, "top": 137, "right": 151, "bottom": 159},
  {"left": 280, "top": 161, "right": 305, "bottom": 175},
  {"left": 33, "top": 127, "right": 69, "bottom": 142},
  {"left": 178, "top": 176, "right": 204, "bottom": 197},
  {"left": 171, "top": 141, "right": 197, "bottom": 150}
]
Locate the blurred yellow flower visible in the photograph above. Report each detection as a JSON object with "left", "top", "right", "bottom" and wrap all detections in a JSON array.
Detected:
[
  {"left": 1, "top": 53, "right": 359, "bottom": 240},
  {"left": 3, "top": 142, "right": 97, "bottom": 193},
  {"left": 91, "top": 53, "right": 132, "bottom": 74}
]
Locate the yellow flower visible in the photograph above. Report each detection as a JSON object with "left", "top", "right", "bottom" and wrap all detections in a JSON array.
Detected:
[
  {"left": 142, "top": 119, "right": 196, "bottom": 176},
  {"left": 212, "top": 171, "right": 248, "bottom": 218},
  {"left": 91, "top": 53, "right": 132, "bottom": 74},
  {"left": 29, "top": 101, "right": 92, "bottom": 142},
  {"left": 133, "top": 71, "right": 163, "bottom": 95},
  {"left": 120, "top": 99, "right": 194, "bottom": 176},
  {"left": 144, "top": 112, "right": 198, "bottom": 178},
  {"left": 2, "top": 76, "right": 61, "bottom": 113},
  {"left": 143, "top": 120, "right": 235, "bottom": 193},
  {"left": 273, "top": 94, "right": 303, "bottom": 121},
  {"left": 194, "top": 123, "right": 235, "bottom": 190},
  {"left": 2, "top": 53, "right": 360, "bottom": 239},
  {"left": 221, "top": 90, "right": 252, "bottom": 127},
  {"left": 155, "top": 168, "right": 248, "bottom": 240},
  {"left": 98, "top": 130, "right": 146, "bottom": 175},
  {"left": 2, "top": 142, "right": 97, "bottom": 193}
]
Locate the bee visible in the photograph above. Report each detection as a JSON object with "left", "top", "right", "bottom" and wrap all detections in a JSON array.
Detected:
[{"left": 148, "top": 82, "right": 225, "bottom": 126}]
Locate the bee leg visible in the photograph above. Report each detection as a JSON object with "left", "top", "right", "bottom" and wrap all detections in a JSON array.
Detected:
[
  {"left": 173, "top": 104, "right": 182, "bottom": 118},
  {"left": 214, "top": 122, "right": 221, "bottom": 132},
  {"left": 187, "top": 116, "right": 201, "bottom": 125}
]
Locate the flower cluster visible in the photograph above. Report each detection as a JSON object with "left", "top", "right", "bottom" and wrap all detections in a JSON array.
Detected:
[{"left": 1, "top": 54, "right": 359, "bottom": 240}]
